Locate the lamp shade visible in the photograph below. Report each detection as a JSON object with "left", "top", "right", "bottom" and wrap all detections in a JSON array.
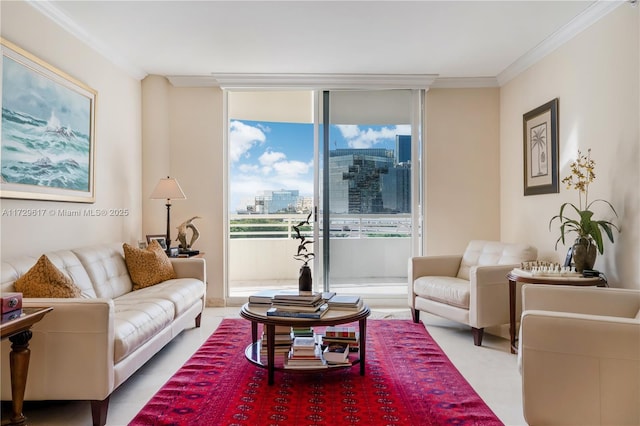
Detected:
[{"left": 150, "top": 177, "right": 186, "bottom": 201}]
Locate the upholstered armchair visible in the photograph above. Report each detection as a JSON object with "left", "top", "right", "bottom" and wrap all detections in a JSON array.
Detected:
[
  {"left": 408, "top": 240, "right": 537, "bottom": 345},
  {"left": 519, "top": 284, "right": 640, "bottom": 425}
]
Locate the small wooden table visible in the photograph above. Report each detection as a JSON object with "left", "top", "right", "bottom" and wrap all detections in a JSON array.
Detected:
[
  {"left": 240, "top": 303, "right": 370, "bottom": 385},
  {"left": 508, "top": 271, "right": 606, "bottom": 354},
  {"left": 1, "top": 307, "right": 53, "bottom": 426}
]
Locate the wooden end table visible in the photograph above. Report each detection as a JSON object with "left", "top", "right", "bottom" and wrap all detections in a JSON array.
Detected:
[
  {"left": 240, "top": 303, "right": 370, "bottom": 385},
  {"left": 508, "top": 271, "right": 606, "bottom": 354},
  {"left": 1, "top": 307, "right": 53, "bottom": 426}
]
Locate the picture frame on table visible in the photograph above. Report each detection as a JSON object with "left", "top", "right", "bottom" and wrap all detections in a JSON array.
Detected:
[
  {"left": 523, "top": 98, "right": 559, "bottom": 196},
  {"left": 146, "top": 235, "right": 167, "bottom": 250},
  {"left": 0, "top": 38, "right": 97, "bottom": 203}
]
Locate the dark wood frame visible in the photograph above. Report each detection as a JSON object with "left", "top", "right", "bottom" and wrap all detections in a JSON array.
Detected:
[{"left": 523, "top": 98, "right": 559, "bottom": 196}]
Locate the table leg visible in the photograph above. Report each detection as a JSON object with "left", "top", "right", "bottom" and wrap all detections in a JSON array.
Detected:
[
  {"left": 266, "top": 324, "right": 275, "bottom": 385},
  {"left": 7, "top": 330, "right": 32, "bottom": 426},
  {"left": 359, "top": 318, "right": 366, "bottom": 376},
  {"left": 251, "top": 321, "right": 258, "bottom": 344},
  {"left": 509, "top": 279, "right": 517, "bottom": 354}
]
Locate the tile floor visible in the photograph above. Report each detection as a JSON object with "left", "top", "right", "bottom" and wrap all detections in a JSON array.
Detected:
[{"left": 1, "top": 306, "right": 526, "bottom": 425}]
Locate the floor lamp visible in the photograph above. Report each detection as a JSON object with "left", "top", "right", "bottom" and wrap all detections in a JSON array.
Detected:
[{"left": 150, "top": 176, "right": 186, "bottom": 252}]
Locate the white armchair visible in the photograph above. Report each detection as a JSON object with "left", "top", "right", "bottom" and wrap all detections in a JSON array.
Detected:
[
  {"left": 408, "top": 240, "right": 537, "bottom": 345},
  {"left": 519, "top": 284, "right": 640, "bottom": 425}
]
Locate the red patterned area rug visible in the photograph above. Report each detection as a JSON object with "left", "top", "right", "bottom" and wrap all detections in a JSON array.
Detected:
[{"left": 129, "top": 319, "right": 503, "bottom": 426}]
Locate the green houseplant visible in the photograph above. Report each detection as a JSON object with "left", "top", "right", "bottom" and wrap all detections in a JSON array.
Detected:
[
  {"left": 293, "top": 212, "right": 314, "bottom": 292},
  {"left": 549, "top": 149, "right": 619, "bottom": 272}
]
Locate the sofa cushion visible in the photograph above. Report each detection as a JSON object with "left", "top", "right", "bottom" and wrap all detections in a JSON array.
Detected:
[
  {"left": 414, "top": 276, "right": 470, "bottom": 309},
  {"left": 14, "top": 255, "right": 82, "bottom": 298},
  {"left": 73, "top": 243, "right": 133, "bottom": 299},
  {"left": 457, "top": 240, "right": 537, "bottom": 280},
  {"left": 112, "top": 296, "right": 175, "bottom": 363},
  {"left": 127, "top": 278, "right": 205, "bottom": 317},
  {"left": 123, "top": 240, "right": 177, "bottom": 290}
]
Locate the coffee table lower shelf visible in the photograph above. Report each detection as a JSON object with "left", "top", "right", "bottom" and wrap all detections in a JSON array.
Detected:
[{"left": 244, "top": 341, "right": 362, "bottom": 375}]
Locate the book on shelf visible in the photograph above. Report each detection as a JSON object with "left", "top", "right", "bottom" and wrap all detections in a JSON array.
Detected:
[
  {"left": 266, "top": 303, "right": 329, "bottom": 319},
  {"left": 291, "top": 326, "right": 314, "bottom": 338},
  {"left": 325, "top": 326, "right": 357, "bottom": 338},
  {"left": 285, "top": 345, "right": 327, "bottom": 369},
  {"left": 292, "top": 336, "right": 316, "bottom": 349},
  {"left": 323, "top": 342, "right": 350, "bottom": 364}
]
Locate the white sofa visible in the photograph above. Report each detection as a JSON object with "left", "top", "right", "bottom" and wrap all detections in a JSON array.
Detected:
[
  {"left": 0, "top": 243, "right": 206, "bottom": 426},
  {"left": 408, "top": 240, "right": 537, "bottom": 345},
  {"left": 519, "top": 284, "right": 640, "bottom": 425}
]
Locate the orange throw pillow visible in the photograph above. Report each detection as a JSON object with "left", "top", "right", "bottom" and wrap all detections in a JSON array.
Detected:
[
  {"left": 123, "top": 239, "right": 177, "bottom": 290},
  {"left": 14, "top": 254, "right": 81, "bottom": 298}
]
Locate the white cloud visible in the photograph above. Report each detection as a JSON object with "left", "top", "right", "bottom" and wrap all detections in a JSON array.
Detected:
[
  {"left": 259, "top": 150, "right": 286, "bottom": 166},
  {"left": 272, "top": 160, "right": 312, "bottom": 178},
  {"left": 229, "top": 120, "right": 266, "bottom": 163},
  {"left": 337, "top": 124, "right": 411, "bottom": 149}
]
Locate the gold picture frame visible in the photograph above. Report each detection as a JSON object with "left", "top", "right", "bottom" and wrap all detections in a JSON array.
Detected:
[
  {"left": 1, "top": 38, "right": 97, "bottom": 203},
  {"left": 523, "top": 98, "right": 559, "bottom": 196}
]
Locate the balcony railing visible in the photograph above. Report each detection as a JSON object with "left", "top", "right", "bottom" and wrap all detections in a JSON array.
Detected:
[{"left": 228, "top": 214, "right": 411, "bottom": 296}]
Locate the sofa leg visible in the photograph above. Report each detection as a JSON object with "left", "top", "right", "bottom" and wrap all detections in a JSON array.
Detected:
[
  {"left": 472, "top": 327, "right": 484, "bottom": 346},
  {"left": 411, "top": 308, "right": 420, "bottom": 323},
  {"left": 195, "top": 312, "right": 202, "bottom": 328},
  {"left": 91, "top": 396, "right": 109, "bottom": 426}
]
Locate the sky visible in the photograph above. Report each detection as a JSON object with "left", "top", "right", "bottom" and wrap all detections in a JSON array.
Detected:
[{"left": 229, "top": 119, "right": 411, "bottom": 213}]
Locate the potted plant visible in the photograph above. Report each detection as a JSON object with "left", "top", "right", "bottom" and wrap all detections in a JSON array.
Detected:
[
  {"left": 549, "top": 149, "right": 620, "bottom": 272},
  {"left": 293, "top": 212, "right": 314, "bottom": 292}
]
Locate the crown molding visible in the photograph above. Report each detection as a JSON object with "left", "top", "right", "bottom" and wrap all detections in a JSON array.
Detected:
[
  {"left": 27, "top": 0, "right": 147, "bottom": 80},
  {"left": 497, "top": 0, "right": 625, "bottom": 86},
  {"left": 207, "top": 73, "right": 439, "bottom": 90},
  {"left": 431, "top": 77, "right": 499, "bottom": 89},
  {"left": 168, "top": 74, "right": 501, "bottom": 89}
]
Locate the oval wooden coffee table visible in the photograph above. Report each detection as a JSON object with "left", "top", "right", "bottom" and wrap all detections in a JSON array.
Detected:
[{"left": 240, "top": 302, "right": 370, "bottom": 385}]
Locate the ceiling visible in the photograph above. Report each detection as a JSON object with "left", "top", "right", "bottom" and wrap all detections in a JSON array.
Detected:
[{"left": 35, "top": 1, "right": 623, "bottom": 87}]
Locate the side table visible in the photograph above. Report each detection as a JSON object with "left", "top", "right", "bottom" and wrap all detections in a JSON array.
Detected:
[
  {"left": 508, "top": 271, "right": 606, "bottom": 354},
  {"left": 1, "top": 307, "right": 53, "bottom": 426}
]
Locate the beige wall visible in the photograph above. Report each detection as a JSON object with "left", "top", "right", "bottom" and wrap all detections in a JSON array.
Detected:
[
  {"left": 500, "top": 4, "right": 639, "bottom": 289},
  {"left": 141, "top": 78, "right": 225, "bottom": 306},
  {"left": 3, "top": 0, "right": 637, "bottom": 298},
  {"left": 425, "top": 88, "right": 501, "bottom": 255},
  {"left": 0, "top": 1, "right": 142, "bottom": 259}
]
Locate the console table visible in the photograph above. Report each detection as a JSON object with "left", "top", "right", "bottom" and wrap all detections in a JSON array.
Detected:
[
  {"left": 508, "top": 271, "right": 606, "bottom": 354},
  {"left": 1, "top": 307, "right": 53, "bottom": 426}
]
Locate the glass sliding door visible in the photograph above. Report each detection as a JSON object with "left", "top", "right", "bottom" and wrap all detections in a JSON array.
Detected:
[
  {"left": 227, "top": 91, "right": 315, "bottom": 299},
  {"left": 316, "top": 90, "right": 421, "bottom": 298},
  {"left": 225, "top": 88, "right": 423, "bottom": 302}
]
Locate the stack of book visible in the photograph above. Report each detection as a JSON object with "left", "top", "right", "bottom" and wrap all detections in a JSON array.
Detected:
[
  {"left": 285, "top": 335, "right": 327, "bottom": 369},
  {"left": 248, "top": 289, "right": 282, "bottom": 308},
  {"left": 326, "top": 295, "right": 363, "bottom": 311},
  {"left": 323, "top": 341, "right": 350, "bottom": 366},
  {"left": 322, "top": 326, "right": 360, "bottom": 353},
  {"left": 267, "top": 292, "right": 329, "bottom": 319},
  {"left": 1, "top": 292, "right": 22, "bottom": 323},
  {"left": 260, "top": 325, "right": 293, "bottom": 357}
]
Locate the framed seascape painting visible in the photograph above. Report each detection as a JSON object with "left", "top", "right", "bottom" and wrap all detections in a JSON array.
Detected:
[
  {"left": 1, "top": 38, "right": 97, "bottom": 203},
  {"left": 523, "top": 98, "right": 559, "bottom": 196}
]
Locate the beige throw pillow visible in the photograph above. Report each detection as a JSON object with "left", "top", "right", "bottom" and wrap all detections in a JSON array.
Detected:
[
  {"left": 14, "top": 254, "right": 81, "bottom": 298},
  {"left": 123, "top": 239, "right": 177, "bottom": 290}
]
